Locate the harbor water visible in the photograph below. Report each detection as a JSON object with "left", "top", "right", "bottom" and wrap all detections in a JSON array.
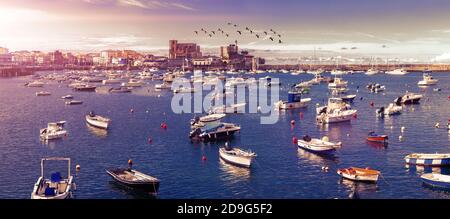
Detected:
[{"left": 0, "top": 72, "right": 449, "bottom": 199}]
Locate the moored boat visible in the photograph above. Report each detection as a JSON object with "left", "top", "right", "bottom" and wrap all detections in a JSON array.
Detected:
[
  {"left": 219, "top": 144, "right": 257, "bottom": 168},
  {"left": 65, "top": 100, "right": 83, "bottom": 105},
  {"left": 341, "top": 94, "right": 356, "bottom": 103},
  {"left": 36, "top": 91, "right": 51, "bottom": 96},
  {"left": 275, "top": 92, "right": 312, "bottom": 110},
  {"left": 404, "top": 153, "right": 450, "bottom": 166},
  {"left": 40, "top": 121, "right": 67, "bottom": 140},
  {"left": 421, "top": 173, "right": 450, "bottom": 189},
  {"left": 418, "top": 73, "right": 438, "bottom": 86},
  {"left": 61, "top": 95, "right": 74, "bottom": 99},
  {"left": 337, "top": 167, "right": 380, "bottom": 183},
  {"left": 86, "top": 112, "right": 111, "bottom": 129},
  {"left": 26, "top": 81, "right": 45, "bottom": 87},
  {"left": 396, "top": 92, "right": 422, "bottom": 104},
  {"left": 376, "top": 103, "right": 402, "bottom": 116},
  {"left": 189, "top": 122, "right": 241, "bottom": 142},
  {"left": 297, "top": 135, "right": 341, "bottom": 154},
  {"left": 31, "top": 157, "right": 74, "bottom": 199},
  {"left": 367, "top": 131, "right": 388, "bottom": 143},
  {"left": 106, "top": 168, "right": 160, "bottom": 194}
]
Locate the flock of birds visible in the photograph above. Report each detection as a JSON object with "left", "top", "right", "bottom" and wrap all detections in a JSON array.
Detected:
[{"left": 194, "top": 22, "right": 284, "bottom": 44}]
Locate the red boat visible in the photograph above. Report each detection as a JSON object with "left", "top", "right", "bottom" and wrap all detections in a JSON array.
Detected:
[{"left": 367, "top": 132, "right": 388, "bottom": 143}]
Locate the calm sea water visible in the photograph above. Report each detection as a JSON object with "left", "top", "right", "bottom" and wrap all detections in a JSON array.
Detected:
[{"left": 0, "top": 72, "right": 449, "bottom": 199}]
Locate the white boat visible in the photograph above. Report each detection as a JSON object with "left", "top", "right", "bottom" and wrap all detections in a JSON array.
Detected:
[
  {"left": 149, "top": 67, "right": 159, "bottom": 72},
  {"left": 421, "top": 173, "right": 450, "bottom": 189},
  {"left": 36, "top": 91, "right": 51, "bottom": 96},
  {"left": 86, "top": 112, "right": 111, "bottom": 129},
  {"left": 155, "top": 83, "right": 171, "bottom": 90},
  {"left": 276, "top": 92, "right": 311, "bottom": 110},
  {"left": 211, "top": 103, "right": 246, "bottom": 114},
  {"left": 418, "top": 73, "right": 438, "bottom": 86},
  {"left": 295, "top": 81, "right": 312, "bottom": 88},
  {"left": 330, "top": 69, "right": 347, "bottom": 76},
  {"left": 367, "top": 83, "right": 385, "bottom": 93},
  {"left": 40, "top": 121, "right": 68, "bottom": 140},
  {"left": 377, "top": 103, "right": 402, "bottom": 116},
  {"left": 225, "top": 77, "right": 247, "bottom": 87},
  {"left": 365, "top": 69, "right": 380, "bottom": 75},
  {"left": 31, "top": 157, "right": 74, "bottom": 199},
  {"left": 121, "top": 79, "right": 144, "bottom": 87},
  {"left": 297, "top": 136, "right": 341, "bottom": 154},
  {"left": 337, "top": 167, "right": 380, "bottom": 183},
  {"left": 316, "top": 108, "right": 357, "bottom": 123},
  {"left": 65, "top": 100, "right": 83, "bottom": 105},
  {"left": 102, "top": 78, "right": 122, "bottom": 85},
  {"left": 328, "top": 77, "right": 348, "bottom": 89},
  {"left": 219, "top": 145, "right": 257, "bottom": 168},
  {"left": 405, "top": 153, "right": 450, "bottom": 166},
  {"left": 396, "top": 92, "right": 422, "bottom": 104},
  {"left": 385, "top": 68, "right": 408, "bottom": 75},
  {"left": 61, "top": 95, "right": 74, "bottom": 100},
  {"left": 173, "top": 87, "right": 196, "bottom": 93},
  {"left": 26, "top": 81, "right": 45, "bottom": 87}
]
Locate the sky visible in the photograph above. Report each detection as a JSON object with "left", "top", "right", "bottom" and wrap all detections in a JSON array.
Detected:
[{"left": 1, "top": 0, "right": 450, "bottom": 61}]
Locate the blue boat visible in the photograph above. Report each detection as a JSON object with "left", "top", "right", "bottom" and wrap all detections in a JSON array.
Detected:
[
  {"left": 421, "top": 173, "right": 450, "bottom": 189},
  {"left": 404, "top": 153, "right": 450, "bottom": 166}
]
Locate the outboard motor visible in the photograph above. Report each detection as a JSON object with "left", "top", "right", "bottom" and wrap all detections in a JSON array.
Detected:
[
  {"left": 302, "top": 135, "right": 312, "bottom": 142},
  {"left": 376, "top": 106, "right": 385, "bottom": 115}
]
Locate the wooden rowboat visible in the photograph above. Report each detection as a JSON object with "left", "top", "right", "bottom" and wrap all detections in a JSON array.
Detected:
[
  {"left": 337, "top": 167, "right": 380, "bottom": 183},
  {"left": 106, "top": 168, "right": 160, "bottom": 194},
  {"left": 367, "top": 132, "right": 388, "bottom": 143}
]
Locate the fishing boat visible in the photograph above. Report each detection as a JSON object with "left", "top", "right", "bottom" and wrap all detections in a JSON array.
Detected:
[
  {"left": 376, "top": 103, "right": 402, "bottom": 116},
  {"left": 189, "top": 122, "right": 241, "bottom": 141},
  {"left": 26, "top": 81, "right": 45, "bottom": 87},
  {"left": 61, "top": 95, "right": 74, "bottom": 99},
  {"left": 31, "top": 157, "right": 75, "bottom": 199},
  {"left": 316, "top": 99, "right": 357, "bottom": 124},
  {"left": 275, "top": 92, "right": 312, "bottom": 110},
  {"left": 297, "top": 135, "right": 341, "bottom": 154},
  {"left": 404, "top": 153, "right": 450, "bottom": 166},
  {"left": 337, "top": 167, "right": 380, "bottom": 183},
  {"left": 65, "top": 100, "right": 83, "bottom": 105},
  {"left": 367, "top": 132, "right": 388, "bottom": 143},
  {"left": 418, "top": 73, "right": 438, "bottom": 86},
  {"left": 86, "top": 112, "right": 111, "bottom": 129},
  {"left": 40, "top": 121, "right": 67, "bottom": 140},
  {"left": 219, "top": 144, "right": 257, "bottom": 168},
  {"left": 421, "top": 173, "right": 450, "bottom": 189},
  {"left": 36, "top": 91, "right": 51, "bottom": 96},
  {"left": 395, "top": 92, "right": 422, "bottom": 104},
  {"left": 385, "top": 68, "right": 408, "bottom": 75},
  {"left": 211, "top": 103, "right": 246, "bottom": 114},
  {"left": 106, "top": 168, "right": 160, "bottom": 194},
  {"left": 341, "top": 94, "right": 357, "bottom": 103}
]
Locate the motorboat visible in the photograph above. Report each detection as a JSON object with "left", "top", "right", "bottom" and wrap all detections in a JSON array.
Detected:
[
  {"left": 102, "top": 78, "right": 122, "bottom": 85},
  {"left": 155, "top": 83, "right": 171, "bottom": 90},
  {"left": 109, "top": 87, "right": 132, "bottom": 93},
  {"left": 65, "top": 100, "right": 83, "bottom": 105},
  {"left": 316, "top": 98, "right": 357, "bottom": 124},
  {"left": 73, "top": 84, "right": 96, "bottom": 92},
  {"left": 294, "top": 81, "right": 312, "bottom": 88},
  {"left": 189, "top": 122, "right": 240, "bottom": 142},
  {"left": 395, "top": 92, "right": 422, "bottom": 104},
  {"left": 367, "top": 83, "right": 385, "bottom": 93},
  {"left": 86, "top": 112, "right": 111, "bottom": 129},
  {"left": 36, "top": 91, "right": 51, "bottom": 96},
  {"left": 404, "top": 153, "right": 450, "bottom": 166},
  {"left": 26, "top": 81, "right": 45, "bottom": 87},
  {"left": 297, "top": 135, "right": 341, "bottom": 154},
  {"left": 173, "top": 87, "right": 196, "bottom": 93},
  {"left": 81, "top": 76, "right": 103, "bottom": 83},
  {"left": 219, "top": 144, "right": 257, "bottom": 168},
  {"left": 340, "top": 94, "right": 356, "bottom": 103},
  {"left": 106, "top": 168, "right": 160, "bottom": 194},
  {"left": 275, "top": 92, "right": 312, "bottom": 110},
  {"left": 418, "top": 73, "right": 438, "bottom": 86},
  {"left": 61, "top": 95, "right": 74, "bottom": 99},
  {"left": 367, "top": 132, "right": 388, "bottom": 143},
  {"left": 385, "top": 68, "right": 408, "bottom": 75},
  {"left": 337, "top": 167, "right": 380, "bottom": 183},
  {"left": 421, "top": 173, "right": 450, "bottom": 189},
  {"left": 121, "top": 79, "right": 144, "bottom": 87},
  {"left": 330, "top": 87, "right": 349, "bottom": 95},
  {"left": 211, "top": 103, "right": 246, "bottom": 114},
  {"left": 190, "top": 113, "right": 226, "bottom": 129},
  {"left": 330, "top": 69, "right": 347, "bottom": 76},
  {"left": 376, "top": 103, "right": 402, "bottom": 116},
  {"left": 328, "top": 77, "right": 348, "bottom": 89},
  {"left": 31, "top": 157, "right": 74, "bottom": 199},
  {"left": 40, "top": 121, "right": 67, "bottom": 140},
  {"left": 365, "top": 69, "right": 380, "bottom": 75}
]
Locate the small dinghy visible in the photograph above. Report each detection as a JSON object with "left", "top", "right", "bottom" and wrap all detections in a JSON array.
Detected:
[
  {"left": 404, "top": 153, "right": 450, "bottom": 166},
  {"left": 421, "top": 173, "right": 450, "bottom": 189},
  {"left": 219, "top": 144, "right": 257, "bottom": 168},
  {"left": 341, "top": 94, "right": 356, "bottom": 103},
  {"left": 297, "top": 135, "right": 341, "bottom": 154},
  {"left": 337, "top": 167, "right": 380, "bottom": 183},
  {"left": 367, "top": 131, "right": 388, "bottom": 143},
  {"left": 65, "top": 100, "right": 83, "bottom": 105},
  {"left": 86, "top": 111, "right": 111, "bottom": 129},
  {"left": 36, "top": 91, "right": 51, "bottom": 96},
  {"left": 106, "top": 167, "right": 160, "bottom": 194},
  {"left": 31, "top": 157, "right": 75, "bottom": 199},
  {"left": 61, "top": 95, "right": 74, "bottom": 99}
]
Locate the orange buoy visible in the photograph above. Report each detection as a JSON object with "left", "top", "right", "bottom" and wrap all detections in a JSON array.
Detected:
[
  {"left": 128, "top": 159, "right": 133, "bottom": 166},
  {"left": 292, "top": 136, "right": 298, "bottom": 144}
]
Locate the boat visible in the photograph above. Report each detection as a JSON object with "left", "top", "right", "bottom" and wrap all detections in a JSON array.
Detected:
[
  {"left": 337, "top": 167, "right": 380, "bottom": 183},
  {"left": 404, "top": 153, "right": 450, "bottom": 166},
  {"left": 316, "top": 98, "right": 357, "bottom": 124},
  {"left": 106, "top": 168, "right": 160, "bottom": 194},
  {"left": 367, "top": 83, "right": 385, "bottom": 93},
  {"left": 73, "top": 84, "right": 96, "bottom": 92},
  {"left": 395, "top": 92, "right": 422, "bottom": 104},
  {"left": 26, "top": 81, "right": 45, "bottom": 87},
  {"left": 102, "top": 78, "right": 123, "bottom": 85},
  {"left": 211, "top": 103, "right": 246, "bottom": 114},
  {"left": 173, "top": 87, "right": 196, "bottom": 93},
  {"left": 36, "top": 91, "right": 51, "bottom": 96},
  {"left": 65, "top": 100, "right": 83, "bottom": 105},
  {"left": 340, "top": 94, "right": 356, "bottom": 103},
  {"left": 367, "top": 132, "right": 388, "bottom": 143},
  {"left": 295, "top": 81, "right": 312, "bottom": 88},
  {"left": 418, "top": 73, "right": 438, "bottom": 86},
  {"left": 385, "top": 68, "right": 408, "bottom": 75},
  {"left": 109, "top": 87, "right": 132, "bottom": 93},
  {"left": 121, "top": 79, "right": 144, "bottom": 87},
  {"left": 275, "top": 92, "right": 312, "bottom": 110},
  {"left": 31, "top": 157, "right": 74, "bottom": 199},
  {"left": 219, "top": 144, "right": 257, "bottom": 168},
  {"left": 328, "top": 77, "right": 348, "bottom": 89},
  {"left": 297, "top": 135, "right": 341, "bottom": 154},
  {"left": 189, "top": 122, "right": 241, "bottom": 141},
  {"left": 86, "top": 112, "right": 111, "bottom": 129},
  {"left": 61, "top": 95, "right": 74, "bottom": 99},
  {"left": 40, "top": 121, "right": 68, "bottom": 140},
  {"left": 330, "top": 69, "right": 347, "bottom": 76},
  {"left": 190, "top": 113, "right": 226, "bottom": 129},
  {"left": 155, "top": 83, "right": 171, "bottom": 90},
  {"left": 421, "top": 173, "right": 450, "bottom": 189},
  {"left": 376, "top": 103, "right": 402, "bottom": 116},
  {"left": 365, "top": 69, "right": 380, "bottom": 75}
]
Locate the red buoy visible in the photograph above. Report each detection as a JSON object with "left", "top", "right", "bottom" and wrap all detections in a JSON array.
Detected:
[
  {"left": 290, "top": 120, "right": 295, "bottom": 125},
  {"left": 147, "top": 137, "right": 152, "bottom": 144},
  {"left": 292, "top": 136, "right": 298, "bottom": 144},
  {"left": 161, "top": 122, "right": 167, "bottom": 130},
  {"left": 202, "top": 155, "right": 207, "bottom": 161},
  {"left": 370, "top": 101, "right": 374, "bottom": 107},
  {"left": 353, "top": 113, "right": 358, "bottom": 119},
  {"left": 299, "top": 112, "right": 304, "bottom": 119}
]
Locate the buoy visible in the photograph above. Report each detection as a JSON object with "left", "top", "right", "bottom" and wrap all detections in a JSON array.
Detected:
[
  {"left": 299, "top": 112, "right": 304, "bottom": 119},
  {"left": 146, "top": 110, "right": 149, "bottom": 113},
  {"left": 399, "top": 135, "right": 403, "bottom": 141},
  {"left": 158, "top": 94, "right": 161, "bottom": 98},
  {"left": 316, "top": 103, "right": 320, "bottom": 107},
  {"left": 76, "top": 164, "right": 81, "bottom": 171},
  {"left": 290, "top": 120, "right": 295, "bottom": 125},
  {"left": 130, "top": 108, "right": 134, "bottom": 113},
  {"left": 148, "top": 137, "right": 152, "bottom": 144},
  {"left": 257, "top": 106, "right": 261, "bottom": 112},
  {"left": 322, "top": 136, "right": 329, "bottom": 142},
  {"left": 346, "top": 133, "right": 350, "bottom": 137},
  {"left": 401, "top": 126, "right": 405, "bottom": 132},
  {"left": 390, "top": 126, "right": 394, "bottom": 129},
  {"left": 202, "top": 155, "right": 207, "bottom": 161},
  {"left": 370, "top": 101, "right": 374, "bottom": 107},
  {"left": 128, "top": 159, "right": 133, "bottom": 165},
  {"left": 435, "top": 123, "right": 440, "bottom": 128},
  {"left": 292, "top": 136, "right": 298, "bottom": 144},
  {"left": 161, "top": 122, "right": 167, "bottom": 129},
  {"left": 353, "top": 113, "right": 357, "bottom": 119}
]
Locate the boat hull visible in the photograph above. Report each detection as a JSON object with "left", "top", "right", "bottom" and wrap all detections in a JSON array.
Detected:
[
  {"left": 421, "top": 174, "right": 450, "bottom": 189},
  {"left": 297, "top": 140, "right": 336, "bottom": 154},
  {"left": 337, "top": 170, "right": 379, "bottom": 183},
  {"left": 106, "top": 169, "right": 160, "bottom": 194},
  {"left": 405, "top": 155, "right": 450, "bottom": 167},
  {"left": 219, "top": 151, "right": 252, "bottom": 168},
  {"left": 86, "top": 116, "right": 109, "bottom": 129},
  {"left": 278, "top": 98, "right": 311, "bottom": 110},
  {"left": 367, "top": 136, "right": 388, "bottom": 143}
]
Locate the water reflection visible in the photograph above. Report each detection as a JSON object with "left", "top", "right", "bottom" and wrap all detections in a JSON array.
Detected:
[
  {"left": 297, "top": 148, "right": 338, "bottom": 166},
  {"left": 367, "top": 141, "right": 388, "bottom": 149},
  {"left": 338, "top": 178, "right": 379, "bottom": 199},
  {"left": 405, "top": 164, "right": 450, "bottom": 175},
  {"left": 86, "top": 123, "right": 108, "bottom": 138},
  {"left": 107, "top": 181, "right": 157, "bottom": 199},
  {"left": 219, "top": 159, "right": 251, "bottom": 182}
]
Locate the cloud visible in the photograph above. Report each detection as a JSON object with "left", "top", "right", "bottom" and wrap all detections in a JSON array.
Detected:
[
  {"left": 118, "top": 0, "right": 149, "bottom": 9},
  {"left": 432, "top": 52, "right": 450, "bottom": 61},
  {"left": 116, "top": 0, "right": 195, "bottom": 11}
]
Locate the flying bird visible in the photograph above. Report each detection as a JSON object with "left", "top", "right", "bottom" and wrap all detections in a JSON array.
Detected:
[
  {"left": 245, "top": 27, "right": 249, "bottom": 31},
  {"left": 351, "top": 47, "right": 357, "bottom": 50},
  {"left": 264, "top": 31, "right": 268, "bottom": 35},
  {"left": 208, "top": 34, "right": 212, "bottom": 37},
  {"left": 278, "top": 39, "right": 282, "bottom": 44},
  {"left": 277, "top": 34, "right": 281, "bottom": 38},
  {"left": 225, "top": 34, "right": 229, "bottom": 37},
  {"left": 256, "top": 34, "right": 260, "bottom": 38},
  {"left": 233, "top": 24, "right": 238, "bottom": 27},
  {"left": 227, "top": 22, "right": 232, "bottom": 25},
  {"left": 250, "top": 30, "right": 253, "bottom": 34},
  {"left": 237, "top": 30, "right": 242, "bottom": 35},
  {"left": 211, "top": 31, "right": 215, "bottom": 35},
  {"left": 269, "top": 37, "right": 274, "bottom": 41},
  {"left": 194, "top": 31, "right": 198, "bottom": 35},
  {"left": 341, "top": 47, "right": 347, "bottom": 50}
]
